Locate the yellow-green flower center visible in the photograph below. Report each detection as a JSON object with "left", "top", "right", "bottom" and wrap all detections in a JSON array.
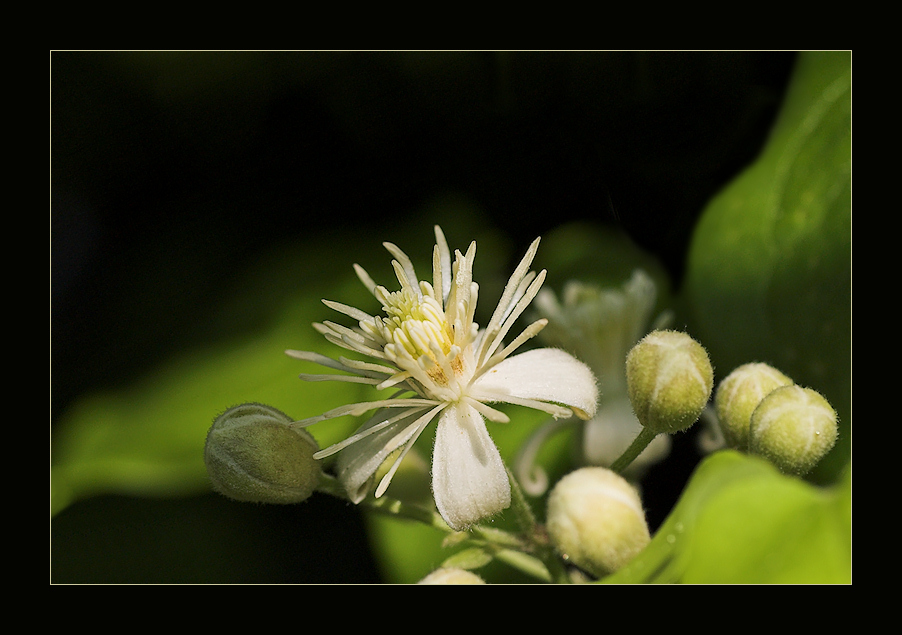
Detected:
[{"left": 380, "top": 288, "right": 462, "bottom": 387}]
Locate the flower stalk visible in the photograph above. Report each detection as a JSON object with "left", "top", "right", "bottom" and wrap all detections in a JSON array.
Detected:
[
  {"left": 609, "top": 427, "right": 660, "bottom": 475},
  {"left": 315, "top": 468, "right": 568, "bottom": 582}
]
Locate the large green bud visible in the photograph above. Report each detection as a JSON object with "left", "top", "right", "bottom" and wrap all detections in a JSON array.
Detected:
[{"left": 204, "top": 403, "right": 321, "bottom": 504}]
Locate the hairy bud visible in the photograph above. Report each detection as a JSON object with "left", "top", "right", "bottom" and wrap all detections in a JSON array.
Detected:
[
  {"left": 748, "top": 385, "right": 838, "bottom": 475},
  {"left": 546, "top": 467, "right": 650, "bottom": 577},
  {"left": 626, "top": 330, "right": 714, "bottom": 434},
  {"left": 417, "top": 568, "right": 486, "bottom": 584},
  {"left": 715, "top": 363, "right": 794, "bottom": 450},
  {"left": 204, "top": 403, "right": 321, "bottom": 504}
]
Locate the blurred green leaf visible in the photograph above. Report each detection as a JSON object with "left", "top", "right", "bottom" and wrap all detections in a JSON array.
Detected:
[
  {"left": 538, "top": 221, "right": 674, "bottom": 315},
  {"left": 604, "top": 450, "right": 851, "bottom": 584},
  {"left": 442, "top": 546, "right": 495, "bottom": 570},
  {"left": 50, "top": 204, "right": 494, "bottom": 518},
  {"left": 682, "top": 51, "right": 851, "bottom": 481},
  {"left": 51, "top": 237, "right": 378, "bottom": 516}
]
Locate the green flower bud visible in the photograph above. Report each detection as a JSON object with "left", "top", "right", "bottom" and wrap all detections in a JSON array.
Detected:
[
  {"left": 417, "top": 568, "right": 487, "bottom": 584},
  {"left": 546, "top": 467, "right": 651, "bottom": 577},
  {"left": 626, "top": 330, "right": 714, "bottom": 434},
  {"left": 748, "top": 385, "right": 838, "bottom": 475},
  {"left": 715, "top": 363, "right": 794, "bottom": 450},
  {"left": 204, "top": 403, "right": 321, "bottom": 504}
]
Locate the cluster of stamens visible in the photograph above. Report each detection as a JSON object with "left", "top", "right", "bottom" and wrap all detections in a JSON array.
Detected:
[{"left": 375, "top": 285, "right": 464, "bottom": 388}]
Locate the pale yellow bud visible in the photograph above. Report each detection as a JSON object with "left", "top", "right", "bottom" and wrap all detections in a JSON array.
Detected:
[
  {"left": 748, "top": 385, "right": 838, "bottom": 475},
  {"left": 715, "top": 363, "right": 794, "bottom": 450},
  {"left": 417, "top": 568, "right": 486, "bottom": 584},
  {"left": 204, "top": 403, "right": 321, "bottom": 504},
  {"left": 546, "top": 467, "right": 650, "bottom": 577},
  {"left": 626, "top": 330, "right": 714, "bottom": 434}
]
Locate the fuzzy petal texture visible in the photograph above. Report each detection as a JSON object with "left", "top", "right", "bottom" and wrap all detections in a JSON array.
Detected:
[
  {"left": 473, "top": 348, "right": 599, "bottom": 419},
  {"left": 336, "top": 407, "right": 431, "bottom": 502},
  {"left": 432, "top": 402, "right": 511, "bottom": 530}
]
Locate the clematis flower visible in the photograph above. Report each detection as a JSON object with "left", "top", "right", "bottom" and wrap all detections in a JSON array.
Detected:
[{"left": 287, "top": 226, "right": 598, "bottom": 530}]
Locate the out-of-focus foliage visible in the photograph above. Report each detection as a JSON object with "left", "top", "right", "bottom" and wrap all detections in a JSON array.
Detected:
[
  {"left": 366, "top": 52, "right": 852, "bottom": 584},
  {"left": 50, "top": 209, "right": 497, "bottom": 517},
  {"left": 51, "top": 233, "right": 377, "bottom": 516},
  {"left": 683, "top": 51, "right": 851, "bottom": 482},
  {"left": 52, "top": 52, "right": 850, "bottom": 584},
  {"left": 602, "top": 450, "right": 851, "bottom": 584}
]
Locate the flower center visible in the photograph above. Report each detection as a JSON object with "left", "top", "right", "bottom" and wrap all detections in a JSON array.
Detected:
[{"left": 380, "top": 289, "right": 463, "bottom": 387}]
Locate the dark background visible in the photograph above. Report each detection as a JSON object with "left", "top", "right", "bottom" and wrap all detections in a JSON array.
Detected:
[{"left": 51, "top": 51, "right": 797, "bottom": 583}]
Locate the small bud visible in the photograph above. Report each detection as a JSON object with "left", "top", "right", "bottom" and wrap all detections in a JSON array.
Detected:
[
  {"left": 546, "top": 467, "right": 650, "bottom": 577},
  {"left": 417, "top": 568, "right": 487, "bottom": 585},
  {"left": 715, "top": 363, "right": 794, "bottom": 450},
  {"left": 748, "top": 385, "right": 838, "bottom": 475},
  {"left": 204, "top": 403, "right": 321, "bottom": 504},
  {"left": 626, "top": 330, "right": 714, "bottom": 434}
]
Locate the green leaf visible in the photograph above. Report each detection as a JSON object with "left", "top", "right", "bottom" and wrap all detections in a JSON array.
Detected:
[
  {"left": 682, "top": 52, "right": 851, "bottom": 482},
  {"left": 51, "top": 237, "right": 378, "bottom": 516},
  {"left": 603, "top": 450, "right": 851, "bottom": 584},
  {"left": 442, "top": 546, "right": 495, "bottom": 570}
]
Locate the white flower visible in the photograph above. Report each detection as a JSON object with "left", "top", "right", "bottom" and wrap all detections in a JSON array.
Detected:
[{"left": 287, "top": 226, "right": 598, "bottom": 530}]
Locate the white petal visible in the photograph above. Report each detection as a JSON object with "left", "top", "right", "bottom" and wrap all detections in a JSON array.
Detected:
[
  {"left": 336, "top": 406, "right": 439, "bottom": 502},
  {"left": 471, "top": 348, "right": 598, "bottom": 419},
  {"left": 432, "top": 403, "right": 511, "bottom": 530}
]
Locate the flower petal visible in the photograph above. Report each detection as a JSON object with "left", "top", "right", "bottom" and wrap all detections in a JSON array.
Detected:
[
  {"left": 336, "top": 406, "right": 438, "bottom": 502},
  {"left": 432, "top": 403, "right": 511, "bottom": 530},
  {"left": 471, "top": 348, "right": 598, "bottom": 419}
]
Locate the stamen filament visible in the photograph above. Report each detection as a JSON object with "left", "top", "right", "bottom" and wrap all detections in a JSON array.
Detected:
[
  {"left": 383, "top": 242, "right": 421, "bottom": 296},
  {"left": 297, "top": 373, "right": 382, "bottom": 384},
  {"left": 476, "top": 237, "right": 541, "bottom": 365},
  {"left": 353, "top": 264, "right": 378, "bottom": 296},
  {"left": 479, "top": 269, "right": 546, "bottom": 367},
  {"left": 472, "top": 318, "right": 548, "bottom": 381},
  {"left": 434, "top": 226, "right": 452, "bottom": 303},
  {"left": 467, "top": 388, "right": 573, "bottom": 420},
  {"left": 313, "top": 406, "right": 433, "bottom": 458},
  {"left": 287, "top": 349, "right": 387, "bottom": 380},
  {"left": 292, "top": 397, "right": 439, "bottom": 427},
  {"left": 322, "top": 299, "right": 374, "bottom": 323},
  {"left": 464, "top": 396, "right": 511, "bottom": 423},
  {"left": 374, "top": 403, "right": 446, "bottom": 498}
]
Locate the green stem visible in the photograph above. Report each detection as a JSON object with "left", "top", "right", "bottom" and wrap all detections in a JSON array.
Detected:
[
  {"left": 317, "top": 474, "right": 452, "bottom": 530},
  {"left": 314, "top": 472, "right": 350, "bottom": 499},
  {"left": 610, "top": 427, "right": 660, "bottom": 475},
  {"left": 506, "top": 463, "right": 538, "bottom": 535},
  {"left": 316, "top": 470, "right": 568, "bottom": 583},
  {"left": 365, "top": 496, "right": 453, "bottom": 531},
  {"left": 505, "top": 463, "right": 570, "bottom": 584}
]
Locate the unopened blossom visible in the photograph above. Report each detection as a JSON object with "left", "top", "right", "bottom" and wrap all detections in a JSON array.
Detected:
[
  {"left": 287, "top": 226, "right": 598, "bottom": 530},
  {"left": 515, "top": 271, "right": 671, "bottom": 493}
]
